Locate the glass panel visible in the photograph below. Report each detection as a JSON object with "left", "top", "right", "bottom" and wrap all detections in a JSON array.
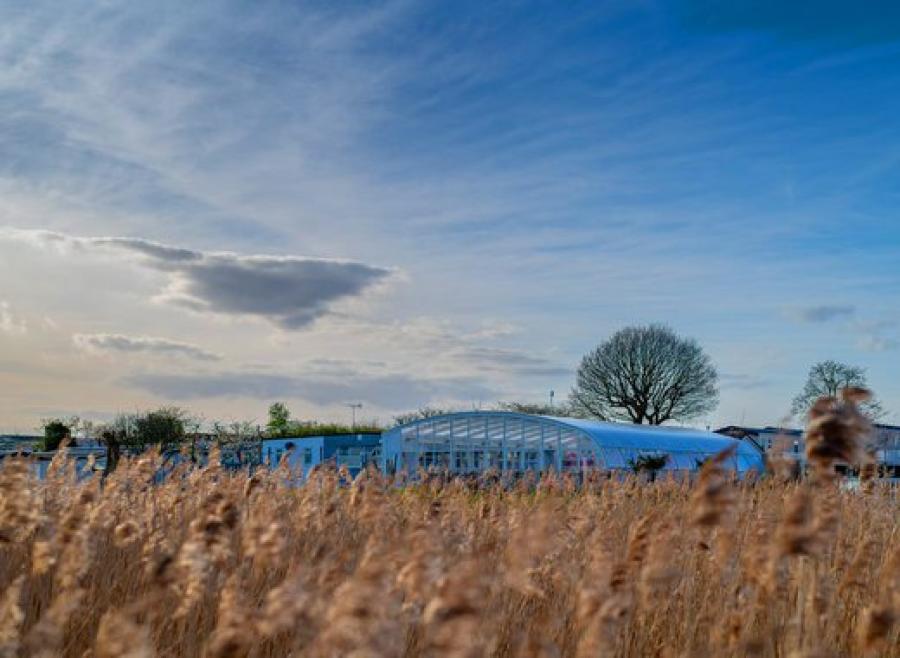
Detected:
[
  {"left": 543, "top": 449, "right": 557, "bottom": 470},
  {"left": 603, "top": 448, "right": 628, "bottom": 469}
]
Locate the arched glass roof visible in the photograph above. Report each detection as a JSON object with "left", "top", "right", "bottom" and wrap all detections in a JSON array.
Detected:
[
  {"left": 380, "top": 411, "right": 764, "bottom": 475},
  {"left": 542, "top": 415, "right": 758, "bottom": 455}
]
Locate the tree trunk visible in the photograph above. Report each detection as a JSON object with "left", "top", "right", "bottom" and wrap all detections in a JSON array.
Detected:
[{"left": 103, "top": 438, "right": 120, "bottom": 477}]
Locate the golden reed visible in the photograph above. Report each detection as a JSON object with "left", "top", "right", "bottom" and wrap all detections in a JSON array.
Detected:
[{"left": 0, "top": 392, "right": 896, "bottom": 657}]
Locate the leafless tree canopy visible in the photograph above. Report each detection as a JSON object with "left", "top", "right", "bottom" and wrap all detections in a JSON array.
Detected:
[
  {"left": 791, "top": 360, "right": 885, "bottom": 421},
  {"left": 392, "top": 407, "right": 457, "bottom": 427},
  {"left": 569, "top": 324, "right": 719, "bottom": 424},
  {"left": 495, "top": 401, "right": 574, "bottom": 417}
]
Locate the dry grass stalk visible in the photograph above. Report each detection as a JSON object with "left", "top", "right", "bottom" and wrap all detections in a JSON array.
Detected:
[
  {"left": 0, "top": 450, "right": 895, "bottom": 657},
  {"left": 805, "top": 389, "right": 871, "bottom": 481},
  {"left": 0, "top": 575, "right": 25, "bottom": 658}
]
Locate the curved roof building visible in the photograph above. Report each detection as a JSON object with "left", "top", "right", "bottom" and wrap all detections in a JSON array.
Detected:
[{"left": 381, "top": 411, "right": 764, "bottom": 476}]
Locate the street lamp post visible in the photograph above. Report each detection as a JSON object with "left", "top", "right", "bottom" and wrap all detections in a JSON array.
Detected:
[{"left": 346, "top": 403, "right": 363, "bottom": 429}]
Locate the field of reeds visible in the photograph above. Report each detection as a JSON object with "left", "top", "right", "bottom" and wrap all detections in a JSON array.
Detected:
[{"left": 0, "top": 394, "right": 897, "bottom": 657}]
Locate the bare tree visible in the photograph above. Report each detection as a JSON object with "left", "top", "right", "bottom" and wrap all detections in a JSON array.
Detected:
[
  {"left": 392, "top": 407, "right": 457, "bottom": 427},
  {"left": 791, "top": 360, "right": 884, "bottom": 421},
  {"left": 569, "top": 324, "right": 719, "bottom": 425},
  {"left": 495, "top": 401, "right": 574, "bottom": 417}
]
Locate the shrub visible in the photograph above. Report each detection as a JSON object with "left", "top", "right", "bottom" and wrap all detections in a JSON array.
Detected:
[{"left": 40, "top": 419, "right": 74, "bottom": 451}]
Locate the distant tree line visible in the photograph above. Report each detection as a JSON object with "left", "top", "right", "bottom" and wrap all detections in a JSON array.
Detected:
[
  {"left": 36, "top": 324, "right": 890, "bottom": 475},
  {"left": 388, "top": 324, "right": 889, "bottom": 429},
  {"left": 265, "top": 402, "right": 381, "bottom": 438},
  {"left": 391, "top": 324, "right": 722, "bottom": 427},
  {"left": 94, "top": 407, "right": 195, "bottom": 475}
]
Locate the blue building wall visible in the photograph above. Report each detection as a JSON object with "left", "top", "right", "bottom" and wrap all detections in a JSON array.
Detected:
[{"left": 261, "top": 433, "right": 381, "bottom": 478}]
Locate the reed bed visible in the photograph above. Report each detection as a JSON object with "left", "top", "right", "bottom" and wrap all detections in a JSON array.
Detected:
[{"left": 0, "top": 395, "right": 897, "bottom": 657}]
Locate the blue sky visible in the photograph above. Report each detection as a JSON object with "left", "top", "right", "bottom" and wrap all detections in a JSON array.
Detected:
[{"left": 0, "top": 0, "right": 899, "bottom": 431}]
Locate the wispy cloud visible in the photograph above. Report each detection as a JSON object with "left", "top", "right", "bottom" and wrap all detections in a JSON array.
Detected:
[
  {"left": 1, "top": 228, "right": 395, "bottom": 329},
  {"left": 719, "top": 372, "right": 772, "bottom": 390},
  {"left": 0, "top": 301, "right": 26, "bottom": 336},
  {"left": 787, "top": 304, "right": 856, "bottom": 323},
  {"left": 123, "top": 370, "right": 498, "bottom": 410},
  {"left": 73, "top": 333, "right": 221, "bottom": 361},
  {"left": 856, "top": 335, "right": 899, "bottom": 353},
  {"left": 455, "top": 346, "right": 571, "bottom": 377},
  {"left": 1, "top": 1, "right": 899, "bottom": 431},
  {"left": 0, "top": 0, "right": 409, "bottom": 250},
  {"left": 327, "top": 317, "right": 567, "bottom": 381}
]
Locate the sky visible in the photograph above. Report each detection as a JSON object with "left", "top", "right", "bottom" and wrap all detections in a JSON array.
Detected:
[{"left": 1, "top": 0, "right": 899, "bottom": 433}]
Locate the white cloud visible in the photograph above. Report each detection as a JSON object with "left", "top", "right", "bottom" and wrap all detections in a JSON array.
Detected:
[
  {"left": 324, "top": 316, "right": 569, "bottom": 381},
  {"left": 73, "top": 333, "right": 221, "bottom": 361},
  {"left": 0, "top": 301, "right": 26, "bottom": 336},
  {"left": 454, "top": 346, "right": 571, "bottom": 377}
]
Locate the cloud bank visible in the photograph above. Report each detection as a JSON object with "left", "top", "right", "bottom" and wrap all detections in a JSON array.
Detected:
[
  {"left": 123, "top": 371, "right": 498, "bottom": 410},
  {"left": 1, "top": 228, "right": 394, "bottom": 329}
]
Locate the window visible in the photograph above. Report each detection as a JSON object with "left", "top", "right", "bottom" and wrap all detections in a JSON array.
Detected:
[
  {"left": 337, "top": 446, "right": 365, "bottom": 468},
  {"left": 303, "top": 447, "right": 312, "bottom": 465}
]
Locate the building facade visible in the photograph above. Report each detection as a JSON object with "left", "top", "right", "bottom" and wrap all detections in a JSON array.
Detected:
[
  {"left": 0, "top": 445, "right": 106, "bottom": 480},
  {"left": 261, "top": 433, "right": 381, "bottom": 478},
  {"left": 715, "top": 423, "right": 900, "bottom": 478},
  {"left": 382, "top": 411, "right": 764, "bottom": 477}
]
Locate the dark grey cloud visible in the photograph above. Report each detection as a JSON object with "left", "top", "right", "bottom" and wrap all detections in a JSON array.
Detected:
[
  {"left": 2, "top": 229, "right": 394, "bottom": 329},
  {"left": 73, "top": 333, "right": 220, "bottom": 361},
  {"left": 788, "top": 304, "right": 855, "bottom": 324},
  {"left": 455, "top": 346, "right": 571, "bottom": 378},
  {"left": 159, "top": 254, "right": 390, "bottom": 329},
  {"left": 122, "top": 371, "right": 498, "bottom": 409},
  {"left": 93, "top": 238, "right": 201, "bottom": 263}
]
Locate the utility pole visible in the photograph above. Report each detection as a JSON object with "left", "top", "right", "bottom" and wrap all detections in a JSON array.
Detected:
[
  {"left": 549, "top": 390, "right": 555, "bottom": 409},
  {"left": 346, "top": 403, "right": 363, "bottom": 429}
]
